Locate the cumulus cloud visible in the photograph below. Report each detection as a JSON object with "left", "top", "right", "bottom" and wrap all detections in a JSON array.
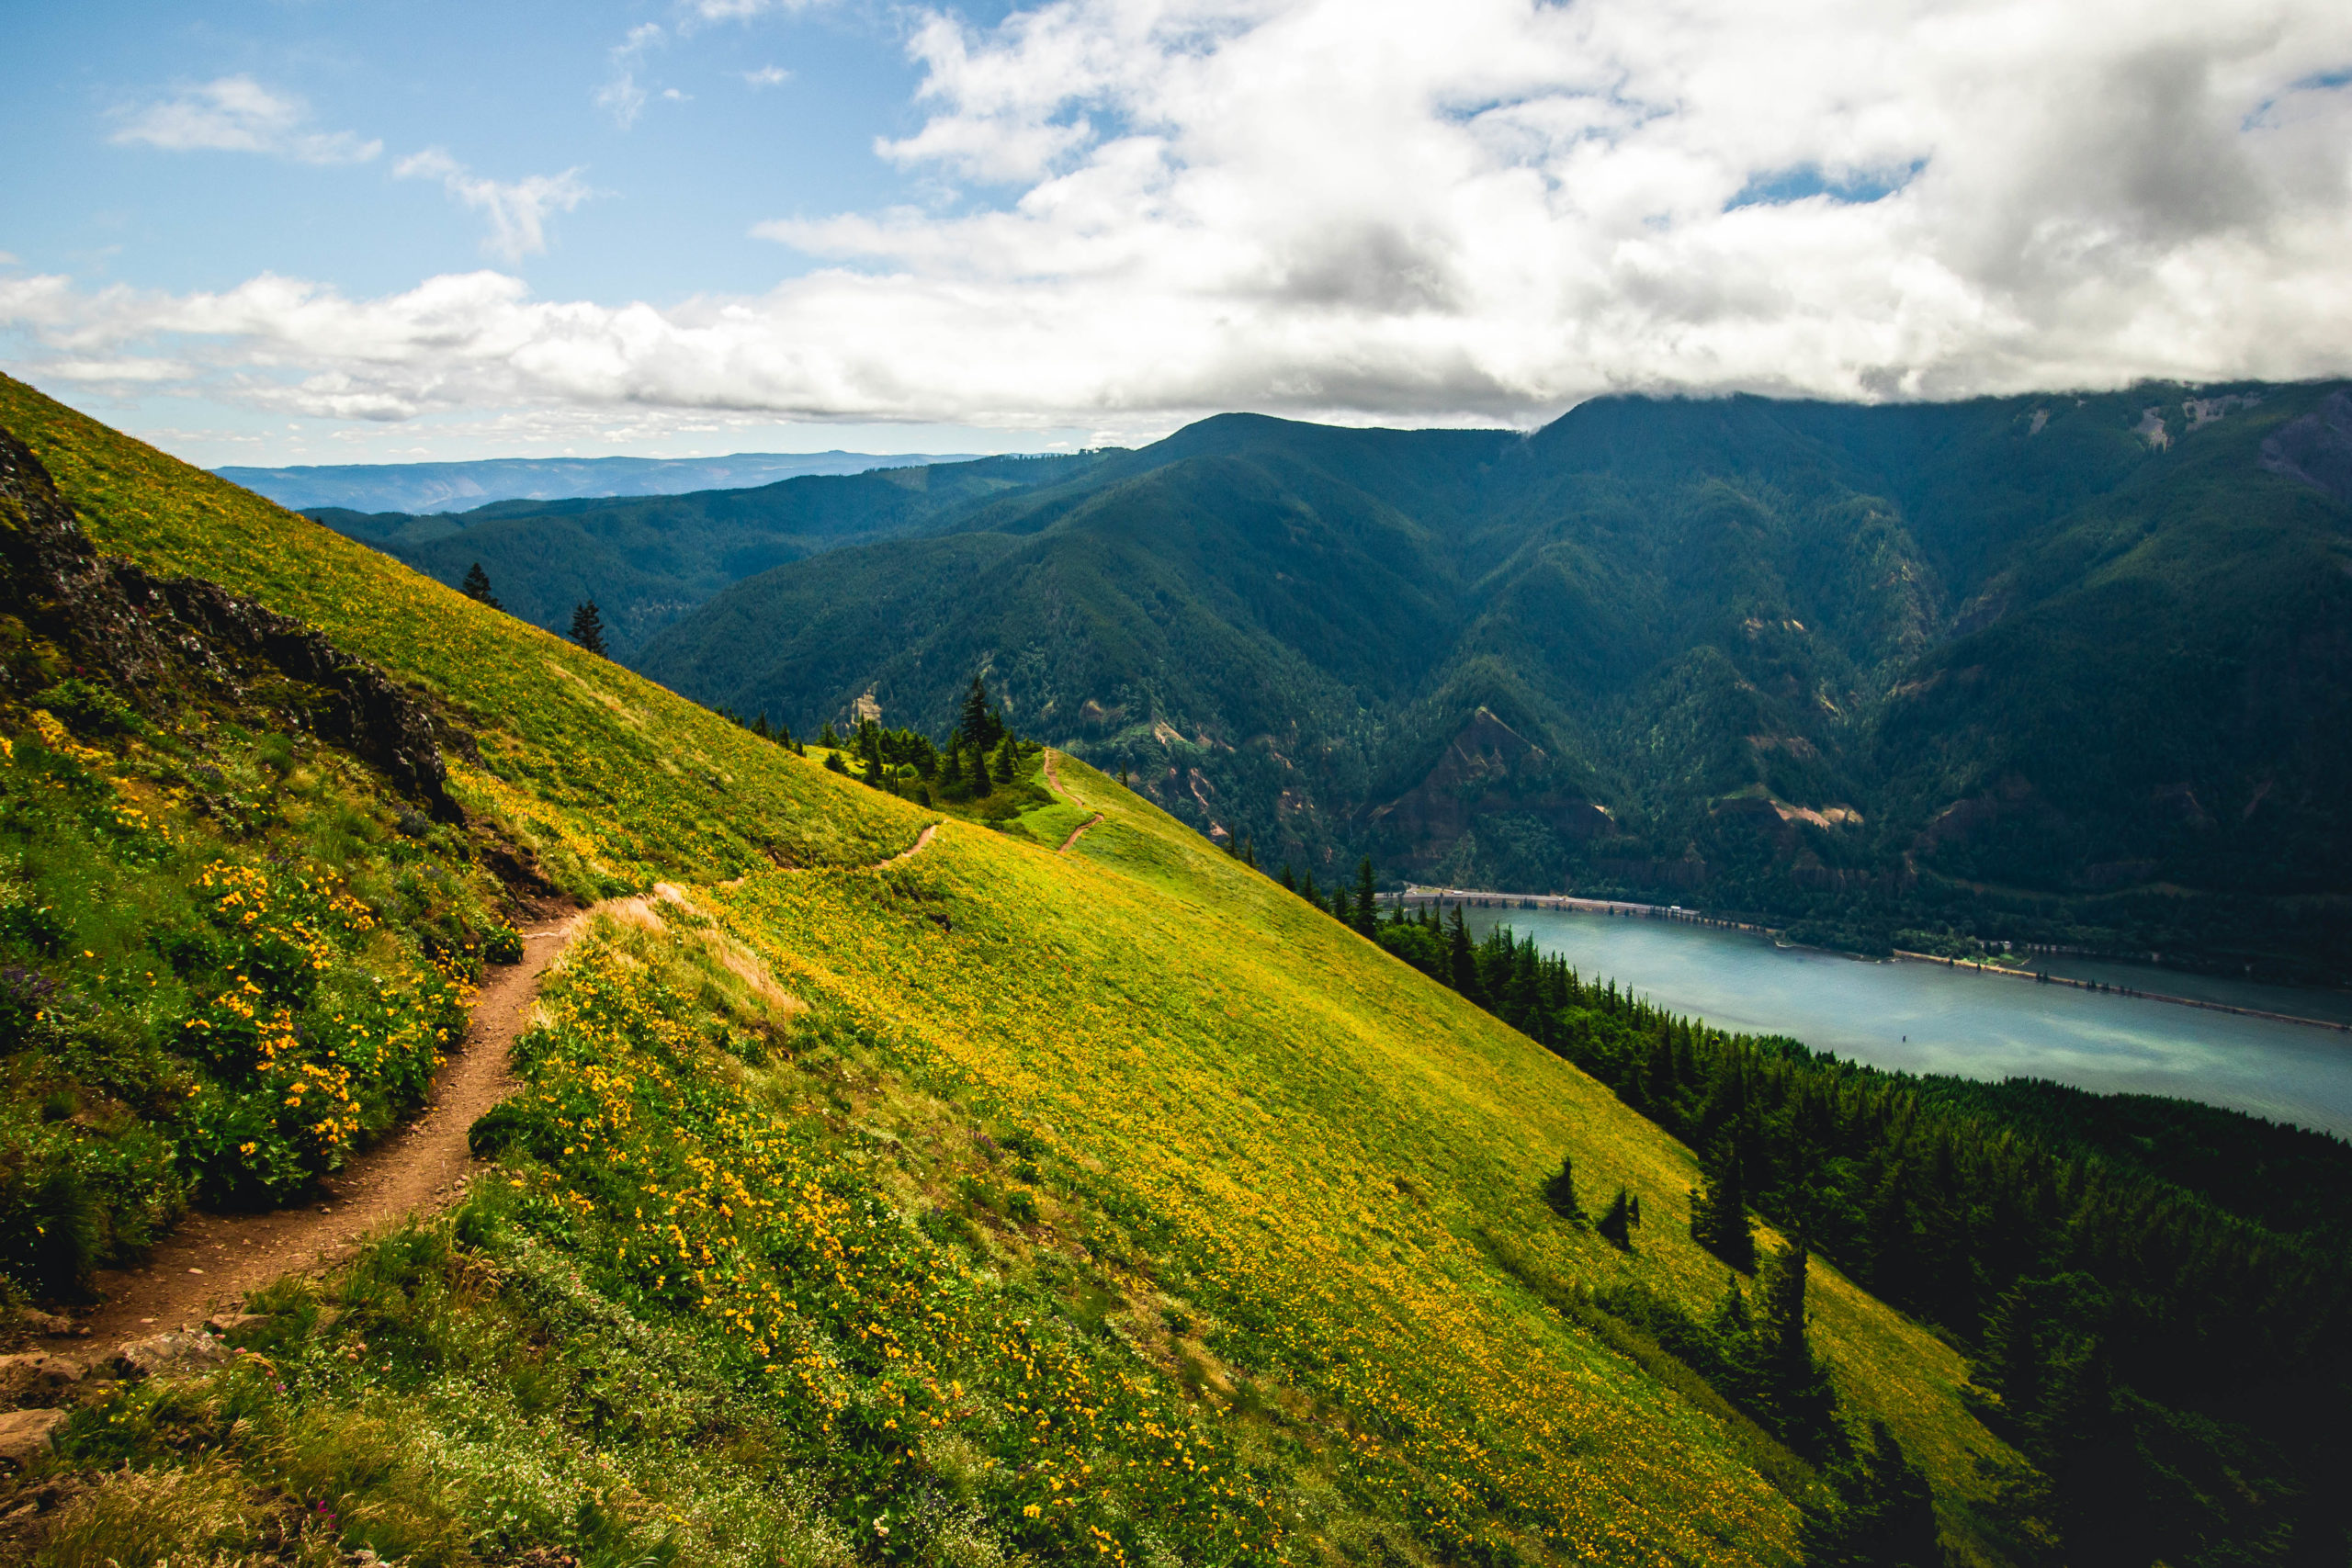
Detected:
[
  {"left": 109, "top": 76, "right": 381, "bottom": 164},
  {"left": 394, "top": 152, "right": 594, "bottom": 263},
  {"left": 26, "top": 0, "right": 2352, "bottom": 436}
]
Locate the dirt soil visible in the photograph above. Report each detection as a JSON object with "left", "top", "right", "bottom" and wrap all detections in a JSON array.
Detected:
[{"left": 74, "top": 913, "right": 583, "bottom": 1342}]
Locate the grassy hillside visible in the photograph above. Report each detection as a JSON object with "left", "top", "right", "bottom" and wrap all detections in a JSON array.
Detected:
[{"left": 0, "top": 375, "right": 2016, "bottom": 1565}]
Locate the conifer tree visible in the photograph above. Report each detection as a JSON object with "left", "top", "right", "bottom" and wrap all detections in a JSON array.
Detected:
[
  {"left": 1278, "top": 863, "right": 1297, "bottom": 892},
  {"left": 1300, "top": 868, "right": 1319, "bottom": 907},
  {"left": 1241, "top": 838, "right": 1257, "bottom": 870},
  {"left": 1757, "top": 1240, "right": 1839, "bottom": 1455},
  {"left": 1352, "top": 857, "right": 1377, "bottom": 934},
  {"left": 460, "top": 561, "right": 502, "bottom": 609},
  {"left": 819, "top": 721, "right": 841, "bottom": 749},
  {"left": 1597, "top": 1186, "right": 1634, "bottom": 1250},
  {"left": 568, "top": 600, "right": 608, "bottom": 656},
  {"left": 1971, "top": 1283, "right": 2045, "bottom": 1427},
  {"left": 991, "top": 734, "right": 1017, "bottom": 784},
  {"left": 1797, "top": 1419, "right": 1939, "bottom": 1568},
  {"left": 824, "top": 751, "right": 848, "bottom": 774},
  {"left": 1690, "top": 1133, "right": 1758, "bottom": 1271},
  {"left": 1542, "top": 1154, "right": 1584, "bottom": 1224},
  {"left": 940, "top": 744, "right": 965, "bottom": 795},
  {"left": 1446, "top": 906, "right": 1480, "bottom": 999},
  {"left": 959, "top": 675, "right": 1005, "bottom": 752}
]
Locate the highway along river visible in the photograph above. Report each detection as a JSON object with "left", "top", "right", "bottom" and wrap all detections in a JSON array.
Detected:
[{"left": 1457, "top": 904, "right": 2352, "bottom": 1138}]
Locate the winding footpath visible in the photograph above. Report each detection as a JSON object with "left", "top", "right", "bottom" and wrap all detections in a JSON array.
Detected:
[
  {"left": 69, "top": 818, "right": 948, "bottom": 1345},
  {"left": 1041, "top": 750, "right": 1104, "bottom": 854}
]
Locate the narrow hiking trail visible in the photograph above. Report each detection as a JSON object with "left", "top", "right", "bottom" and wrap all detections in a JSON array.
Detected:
[
  {"left": 75, "top": 915, "right": 581, "bottom": 1343},
  {"left": 71, "top": 818, "right": 946, "bottom": 1344},
  {"left": 1041, "top": 750, "right": 1103, "bottom": 854}
]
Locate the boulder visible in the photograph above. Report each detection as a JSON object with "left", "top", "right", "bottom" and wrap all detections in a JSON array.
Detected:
[
  {"left": 105, "top": 1329, "right": 230, "bottom": 1382},
  {"left": 0, "top": 1409, "right": 67, "bottom": 1465},
  {"left": 0, "top": 1353, "right": 85, "bottom": 1407}
]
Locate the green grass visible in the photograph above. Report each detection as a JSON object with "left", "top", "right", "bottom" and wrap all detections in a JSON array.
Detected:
[{"left": 0, "top": 376, "right": 2017, "bottom": 1566}]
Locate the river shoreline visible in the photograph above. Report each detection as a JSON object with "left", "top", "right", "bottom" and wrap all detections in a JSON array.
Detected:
[{"left": 1387, "top": 887, "right": 2352, "bottom": 1036}]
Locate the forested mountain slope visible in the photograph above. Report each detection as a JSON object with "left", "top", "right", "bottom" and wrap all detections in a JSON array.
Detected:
[
  {"left": 637, "top": 387, "right": 2352, "bottom": 981},
  {"left": 305, "top": 450, "right": 1112, "bottom": 656}
]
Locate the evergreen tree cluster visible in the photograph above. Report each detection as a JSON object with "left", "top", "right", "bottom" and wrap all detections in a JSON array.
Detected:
[
  {"left": 785, "top": 677, "right": 1035, "bottom": 808},
  {"left": 1382, "top": 900, "right": 2352, "bottom": 1568}
]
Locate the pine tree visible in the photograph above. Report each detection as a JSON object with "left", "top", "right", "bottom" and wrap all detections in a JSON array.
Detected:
[
  {"left": 991, "top": 734, "right": 1017, "bottom": 784},
  {"left": 1690, "top": 1133, "right": 1758, "bottom": 1271},
  {"left": 1542, "top": 1154, "right": 1584, "bottom": 1224},
  {"left": 819, "top": 721, "right": 841, "bottom": 749},
  {"left": 1278, "top": 863, "right": 1297, "bottom": 893},
  {"left": 824, "top": 751, "right": 848, "bottom": 774},
  {"left": 1797, "top": 1419, "right": 1940, "bottom": 1568},
  {"left": 959, "top": 675, "right": 1005, "bottom": 753},
  {"left": 1757, "top": 1239, "right": 1839, "bottom": 1456},
  {"left": 1352, "top": 857, "right": 1377, "bottom": 934},
  {"left": 1597, "top": 1186, "right": 1634, "bottom": 1250},
  {"left": 1241, "top": 838, "right": 1257, "bottom": 870},
  {"left": 1446, "top": 906, "right": 1480, "bottom": 999},
  {"left": 940, "top": 745, "right": 966, "bottom": 795},
  {"left": 568, "top": 600, "right": 608, "bottom": 656},
  {"left": 1971, "top": 1283, "right": 2045, "bottom": 1427},
  {"left": 1300, "top": 869, "right": 1319, "bottom": 907},
  {"left": 460, "top": 561, "right": 502, "bottom": 609}
]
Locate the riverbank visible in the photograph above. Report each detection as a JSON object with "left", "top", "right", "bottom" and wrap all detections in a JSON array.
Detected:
[{"left": 1390, "top": 887, "right": 2352, "bottom": 1036}]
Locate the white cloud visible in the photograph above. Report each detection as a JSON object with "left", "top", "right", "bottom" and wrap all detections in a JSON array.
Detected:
[
  {"left": 109, "top": 76, "right": 381, "bottom": 165},
  {"left": 596, "top": 24, "right": 666, "bottom": 129},
  {"left": 393, "top": 152, "right": 594, "bottom": 264},
  {"left": 26, "top": 0, "right": 2352, "bottom": 435},
  {"left": 743, "top": 65, "right": 793, "bottom": 88}
]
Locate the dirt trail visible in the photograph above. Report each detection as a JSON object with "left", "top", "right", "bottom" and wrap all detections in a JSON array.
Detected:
[
  {"left": 78, "top": 916, "right": 582, "bottom": 1342},
  {"left": 74, "top": 818, "right": 949, "bottom": 1342},
  {"left": 1040, "top": 751, "right": 1103, "bottom": 854}
]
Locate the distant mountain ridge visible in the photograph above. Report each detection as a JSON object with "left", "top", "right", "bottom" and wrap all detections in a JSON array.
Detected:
[
  {"left": 216, "top": 448, "right": 978, "bottom": 513},
  {"left": 628, "top": 385, "right": 2352, "bottom": 982}
]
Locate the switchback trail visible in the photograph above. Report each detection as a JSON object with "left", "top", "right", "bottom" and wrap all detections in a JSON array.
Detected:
[
  {"left": 74, "top": 818, "right": 945, "bottom": 1342},
  {"left": 1041, "top": 751, "right": 1103, "bottom": 854}
]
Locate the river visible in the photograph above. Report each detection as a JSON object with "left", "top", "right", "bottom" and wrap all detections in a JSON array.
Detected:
[{"left": 1459, "top": 905, "right": 2352, "bottom": 1138}]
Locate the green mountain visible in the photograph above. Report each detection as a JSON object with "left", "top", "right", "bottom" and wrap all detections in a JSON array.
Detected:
[
  {"left": 6, "top": 373, "right": 2351, "bottom": 1565},
  {"left": 307, "top": 450, "right": 1113, "bottom": 655},
  {"left": 634, "top": 386, "right": 2352, "bottom": 981}
]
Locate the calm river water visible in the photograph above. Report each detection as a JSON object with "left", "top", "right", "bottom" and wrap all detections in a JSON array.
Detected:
[{"left": 1461, "top": 907, "right": 2352, "bottom": 1138}]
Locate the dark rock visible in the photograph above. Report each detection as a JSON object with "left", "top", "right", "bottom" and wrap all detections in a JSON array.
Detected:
[{"left": 0, "top": 423, "right": 465, "bottom": 820}]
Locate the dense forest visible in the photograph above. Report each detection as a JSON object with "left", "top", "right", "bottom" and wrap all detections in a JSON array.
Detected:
[{"left": 1288, "top": 868, "right": 2351, "bottom": 1568}]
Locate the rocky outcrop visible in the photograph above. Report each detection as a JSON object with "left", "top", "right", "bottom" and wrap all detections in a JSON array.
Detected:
[
  {"left": 1367, "top": 707, "right": 1614, "bottom": 861},
  {"left": 0, "top": 424, "right": 467, "bottom": 818}
]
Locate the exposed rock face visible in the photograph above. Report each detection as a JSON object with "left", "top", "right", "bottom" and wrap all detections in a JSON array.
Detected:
[
  {"left": 0, "top": 1353, "right": 85, "bottom": 1408},
  {"left": 2259, "top": 389, "right": 2352, "bottom": 504},
  {"left": 1367, "top": 707, "right": 1613, "bottom": 869},
  {"left": 0, "top": 424, "right": 466, "bottom": 818}
]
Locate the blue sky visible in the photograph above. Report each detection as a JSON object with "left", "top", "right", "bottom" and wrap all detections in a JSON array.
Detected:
[{"left": 5, "top": 0, "right": 2350, "bottom": 468}]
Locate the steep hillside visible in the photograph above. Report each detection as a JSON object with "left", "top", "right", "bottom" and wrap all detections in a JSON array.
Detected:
[
  {"left": 0, "top": 374, "right": 2026, "bottom": 1565},
  {"left": 635, "top": 389, "right": 2352, "bottom": 981}
]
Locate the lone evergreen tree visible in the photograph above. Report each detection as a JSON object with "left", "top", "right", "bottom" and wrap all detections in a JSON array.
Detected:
[
  {"left": 1596, "top": 1186, "right": 1634, "bottom": 1250},
  {"left": 1278, "top": 863, "right": 1297, "bottom": 892},
  {"left": 1757, "top": 1239, "right": 1839, "bottom": 1456},
  {"left": 1542, "top": 1154, "right": 1584, "bottom": 1224},
  {"left": 1798, "top": 1419, "right": 1940, "bottom": 1568},
  {"left": 568, "top": 600, "right": 608, "bottom": 656},
  {"left": 1690, "top": 1133, "right": 1757, "bottom": 1271},
  {"left": 1352, "top": 856, "right": 1377, "bottom": 934},
  {"left": 959, "top": 675, "right": 1006, "bottom": 753},
  {"left": 460, "top": 561, "right": 502, "bottom": 609},
  {"left": 819, "top": 721, "right": 841, "bottom": 749}
]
